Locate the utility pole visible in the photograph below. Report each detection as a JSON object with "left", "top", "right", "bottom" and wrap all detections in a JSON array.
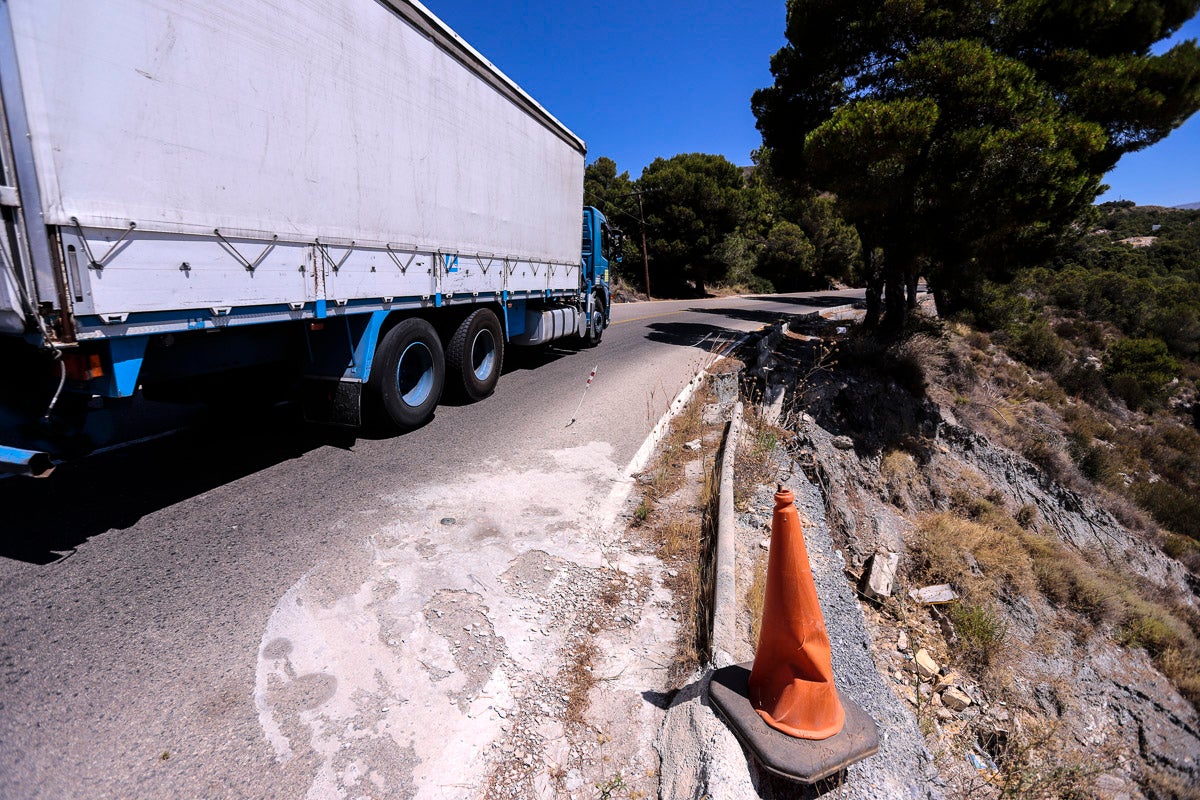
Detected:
[
  {"left": 596, "top": 186, "right": 657, "bottom": 300},
  {"left": 634, "top": 189, "right": 651, "bottom": 300}
]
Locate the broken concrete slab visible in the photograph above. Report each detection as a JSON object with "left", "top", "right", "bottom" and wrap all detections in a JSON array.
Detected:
[{"left": 908, "top": 584, "right": 958, "bottom": 606}]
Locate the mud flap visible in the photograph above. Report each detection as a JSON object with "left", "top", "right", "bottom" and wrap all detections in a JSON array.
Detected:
[{"left": 300, "top": 378, "right": 361, "bottom": 427}]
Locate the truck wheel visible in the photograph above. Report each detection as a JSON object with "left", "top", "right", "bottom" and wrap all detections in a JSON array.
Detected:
[
  {"left": 581, "top": 293, "right": 606, "bottom": 348},
  {"left": 369, "top": 318, "right": 445, "bottom": 429},
  {"left": 446, "top": 308, "right": 504, "bottom": 402}
]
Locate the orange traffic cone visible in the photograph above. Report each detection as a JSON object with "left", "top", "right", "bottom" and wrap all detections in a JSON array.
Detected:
[{"left": 747, "top": 487, "right": 846, "bottom": 740}]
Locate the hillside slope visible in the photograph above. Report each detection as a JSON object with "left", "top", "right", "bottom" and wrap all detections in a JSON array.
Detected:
[{"left": 762, "top": 312, "right": 1200, "bottom": 799}]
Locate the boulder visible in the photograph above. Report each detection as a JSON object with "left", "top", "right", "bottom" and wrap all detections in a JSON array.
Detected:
[{"left": 859, "top": 551, "right": 900, "bottom": 600}]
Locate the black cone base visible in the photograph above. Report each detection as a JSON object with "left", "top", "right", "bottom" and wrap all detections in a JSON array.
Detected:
[{"left": 708, "top": 662, "right": 880, "bottom": 784}]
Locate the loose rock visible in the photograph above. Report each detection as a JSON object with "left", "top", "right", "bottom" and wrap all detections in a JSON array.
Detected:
[
  {"left": 941, "top": 687, "right": 972, "bottom": 712},
  {"left": 914, "top": 649, "right": 940, "bottom": 680},
  {"left": 860, "top": 550, "right": 900, "bottom": 600}
]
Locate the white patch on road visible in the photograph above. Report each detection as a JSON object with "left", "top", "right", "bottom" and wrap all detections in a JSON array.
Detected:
[{"left": 253, "top": 440, "right": 663, "bottom": 799}]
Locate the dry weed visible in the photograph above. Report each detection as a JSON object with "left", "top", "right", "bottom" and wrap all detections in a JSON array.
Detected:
[
  {"left": 910, "top": 512, "right": 1036, "bottom": 603},
  {"left": 564, "top": 639, "right": 599, "bottom": 726},
  {"left": 632, "top": 377, "right": 724, "bottom": 685},
  {"left": 746, "top": 552, "right": 768, "bottom": 650},
  {"left": 734, "top": 407, "right": 787, "bottom": 510}
]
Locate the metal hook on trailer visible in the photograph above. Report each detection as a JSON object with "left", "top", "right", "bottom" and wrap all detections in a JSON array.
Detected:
[
  {"left": 315, "top": 238, "right": 355, "bottom": 273},
  {"left": 385, "top": 244, "right": 417, "bottom": 274},
  {"left": 69, "top": 218, "right": 136, "bottom": 271},
  {"left": 474, "top": 255, "right": 495, "bottom": 275},
  {"left": 213, "top": 228, "right": 278, "bottom": 273}
]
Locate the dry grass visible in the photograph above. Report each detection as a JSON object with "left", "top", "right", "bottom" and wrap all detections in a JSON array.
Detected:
[
  {"left": 1138, "top": 768, "right": 1200, "bottom": 800},
  {"left": 638, "top": 381, "right": 709, "bottom": 506},
  {"left": 908, "top": 491, "right": 1200, "bottom": 706},
  {"left": 563, "top": 639, "right": 599, "bottom": 726},
  {"left": 881, "top": 447, "right": 921, "bottom": 508},
  {"left": 657, "top": 512, "right": 700, "bottom": 559},
  {"left": 733, "top": 407, "right": 788, "bottom": 511},
  {"left": 632, "top": 377, "right": 724, "bottom": 684},
  {"left": 944, "top": 720, "right": 1120, "bottom": 800},
  {"left": 746, "top": 552, "right": 768, "bottom": 651},
  {"left": 880, "top": 448, "right": 918, "bottom": 482},
  {"left": 910, "top": 512, "right": 1037, "bottom": 604}
]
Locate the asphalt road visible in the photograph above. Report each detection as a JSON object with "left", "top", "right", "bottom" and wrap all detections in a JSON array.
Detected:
[{"left": 0, "top": 289, "right": 861, "bottom": 799}]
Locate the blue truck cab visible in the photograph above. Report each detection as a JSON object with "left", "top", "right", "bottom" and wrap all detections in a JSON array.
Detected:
[{"left": 581, "top": 206, "right": 617, "bottom": 338}]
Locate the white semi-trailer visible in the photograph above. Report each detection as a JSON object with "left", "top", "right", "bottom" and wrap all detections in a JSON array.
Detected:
[{"left": 0, "top": 0, "right": 616, "bottom": 474}]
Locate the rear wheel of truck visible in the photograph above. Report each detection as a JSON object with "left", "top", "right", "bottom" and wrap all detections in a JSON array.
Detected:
[
  {"left": 369, "top": 318, "right": 445, "bottom": 430},
  {"left": 446, "top": 308, "right": 504, "bottom": 402},
  {"left": 581, "top": 293, "right": 606, "bottom": 348}
]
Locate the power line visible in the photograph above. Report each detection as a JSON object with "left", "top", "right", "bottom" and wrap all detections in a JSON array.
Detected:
[{"left": 584, "top": 186, "right": 655, "bottom": 299}]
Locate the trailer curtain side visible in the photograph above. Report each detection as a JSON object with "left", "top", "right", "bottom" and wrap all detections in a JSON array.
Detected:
[{"left": 8, "top": 0, "right": 586, "bottom": 265}]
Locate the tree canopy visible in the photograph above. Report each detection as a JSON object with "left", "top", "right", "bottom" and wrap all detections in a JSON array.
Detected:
[
  {"left": 636, "top": 153, "right": 748, "bottom": 295},
  {"left": 752, "top": 0, "right": 1200, "bottom": 330},
  {"left": 584, "top": 150, "right": 862, "bottom": 298},
  {"left": 583, "top": 157, "right": 636, "bottom": 227}
]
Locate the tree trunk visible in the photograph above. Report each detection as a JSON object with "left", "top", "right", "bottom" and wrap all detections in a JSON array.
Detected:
[
  {"left": 928, "top": 267, "right": 964, "bottom": 318},
  {"left": 932, "top": 286, "right": 952, "bottom": 318},
  {"left": 906, "top": 272, "right": 919, "bottom": 312},
  {"left": 865, "top": 276, "right": 883, "bottom": 329},
  {"left": 861, "top": 235, "right": 882, "bottom": 328},
  {"left": 883, "top": 267, "right": 907, "bottom": 333}
]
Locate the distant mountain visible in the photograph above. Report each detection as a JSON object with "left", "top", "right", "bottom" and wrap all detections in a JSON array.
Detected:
[{"left": 1175, "top": 201, "right": 1200, "bottom": 209}]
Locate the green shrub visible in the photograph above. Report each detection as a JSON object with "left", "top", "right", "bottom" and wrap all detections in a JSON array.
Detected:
[
  {"left": 1048, "top": 266, "right": 1092, "bottom": 311},
  {"left": 1008, "top": 319, "right": 1067, "bottom": 370},
  {"left": 755, "top": 221, "right": 817, "bottom": 292},
  {"left": 1107, "top": 373, "right": 1148, "bottom": 410},
  {"left": 1073, "top": 443, "right": 1117, "bottom": 484},
  {"left": 948, "top": 603, "right": 1008, "bottom": 674},
  {"left": 1117, "top": 611, "right": 1180, "bottom": 657},
  {"left": 1054, "top": 318, "right": 1106, "bottom": 349},
  {"left": 1059, "top": 358, "right": 1109, "bottom": 404},
  {"left": 1132, "top": 481, "right": 1200, "bottom": 539},
  {"left": 1103, "top": 337, "right": 1180, "bottom": 409},
  {"left": 1147, "top": 301, "right": 1200, "bottom": 358},
  {"left": 971, "top": 281, "right": 1032, "bottom": 331}
]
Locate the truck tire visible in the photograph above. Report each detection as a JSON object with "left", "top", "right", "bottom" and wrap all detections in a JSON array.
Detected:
[
  {"left": 446, "top": 308, "right": 504, "bottom": 402},
  {"left": 369, "top": 317, "right": 445, "bottom": 430},
  {"left": 581, "top": 293, "right": 606, "bottom": 348}
]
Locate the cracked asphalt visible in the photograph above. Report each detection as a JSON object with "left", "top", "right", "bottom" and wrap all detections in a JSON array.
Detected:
[{"left": 0, "top": 290, "right": 862, "bottom": 799}]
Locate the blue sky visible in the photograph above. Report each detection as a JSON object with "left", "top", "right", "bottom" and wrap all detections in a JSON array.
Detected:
[{"left": 426, "top": 1, "right": 1200, "bottom": 207}]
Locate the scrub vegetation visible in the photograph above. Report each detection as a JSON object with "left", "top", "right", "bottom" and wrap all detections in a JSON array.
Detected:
[
  {"left": 941, "top": 202, "right": 1200, "bottom": 575},
  {"left": 769, "top": 311, "right": 1200, "bottom": 796}
]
